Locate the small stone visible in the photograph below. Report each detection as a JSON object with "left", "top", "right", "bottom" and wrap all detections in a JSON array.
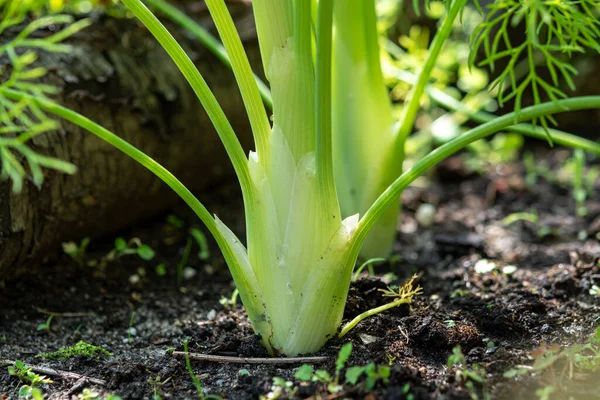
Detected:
[
  {"left": 359, "top": 333, "right": 379, "bottom": 345},
  {"left": 183, "top": 267, "right": 197, "bottom": 280},
  {"left": 416, "top": 203, "right": 437, "bottom": 228},
  {"left": 206, "top": 309, "right": 217, "bottom": 320},
  {"left": 129, "top": 274, "right": 140, "bottom": 285},
  {"left": 126, "top": 327, "right": 137, "bottom": 336}
]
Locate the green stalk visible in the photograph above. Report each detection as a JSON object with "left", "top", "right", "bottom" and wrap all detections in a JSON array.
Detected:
[
  {"left": 314, "top": 0, "right": 338, "bottom": 209},
  {"left": 121, "top": 0, "right": 252, "bottom": 197},
  {"left": 144, "top": 0, "right": 273, "bottom": 110},
  {"left": 339, "top": 298, "right": 408, "bottom": 338},
  {"left": 1, "top": 87, "right": 274, "bottom": 355},
  {"left": 356, "top": 96, "right": 600, "bottom": 246},
  {"left": 395, "top": 0, "right": 467, "bottom": 146},
  {"left": 203, "top": 0, "right": 271, "bottom": 159},
  {"left": 332, "top": 0, "right": 399, "bottom": 259},
  {"left": 426, "top": 86, "right": 600, "bottom": 155},
  {"left": 252, "top": 0, "right": 293, "bottom": 79},
  {"left": 390, "top": 67, "right": 600, "bottom": 155}
]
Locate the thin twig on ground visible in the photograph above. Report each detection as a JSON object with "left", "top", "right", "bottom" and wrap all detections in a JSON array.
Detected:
[
  {"left": 171, "top": 352, "right": 330, "bottom": 364},
  {"left": 35, "top": 307, "right": 95, "bottom": 317}
]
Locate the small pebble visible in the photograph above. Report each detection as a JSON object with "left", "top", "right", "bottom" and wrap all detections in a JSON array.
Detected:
[
  {"left": 183, "top": 267, "right": 197, "bottom": 280},
  {"left": 129, "top": 274, "right": 140, "bottom": 285},
  {"left": 206, "top": 309, "right": 217, "bottom": 320},
  {"left": 416, "top": 203, "right": 436, "bottom": 227}
]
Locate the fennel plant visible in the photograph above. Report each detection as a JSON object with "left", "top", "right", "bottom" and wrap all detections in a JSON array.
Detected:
[{"left": 2, "top": 0, "right": 600, "bottom": 356}]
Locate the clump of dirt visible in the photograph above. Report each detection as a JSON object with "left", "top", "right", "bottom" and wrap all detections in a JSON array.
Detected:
[{"left": 1, "top": 150, "right": 599, "bottom": 399}]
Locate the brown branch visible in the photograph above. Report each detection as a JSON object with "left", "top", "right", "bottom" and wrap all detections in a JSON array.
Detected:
[{"left": 171, "top": 352, "right": 330, "bottom": 365}]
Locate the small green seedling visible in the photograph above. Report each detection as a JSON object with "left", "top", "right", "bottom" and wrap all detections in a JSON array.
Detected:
[
  {"left": 36, "top": 316, "right": 53, "bottom": 334},
  {"left": 261, "top": 377, "right": 296, "bottom": 400},
  {"left": 505, "top": 328, "right": 600, "bottom": 378},
  {"left": 503, "top": 211, "right": 538, "bottom": 226},
  {"left": 445, "top": 320, "right": 457, "bottom": 328},
  {"left": 183, "top": 338, "right": 223, "bottom": 400},
  {"left": 167, "top": 215, "right": 186, "bottom": 228},
  {"left": 590, "top": 286, "right": 600, "bottom": 297},
  {"left": 189, "top": 228, "right": 210, "bottom": 260},
  {"left": 62, "top": 237, "right": 90, "bottom": 265},
  {"left": 127, "top": 312, "right": 136, "bottom": 343},
  {"left": 109, "top": 237, "right": 156, "bottom": 261},
  {"left": 37, "top": 340, "right": 112, "bottom": 360},
  {"left": 386, "top": 354, "right": 397, "bottom": 366},
  {"left": 149, "top": 375, "right": 172, "bottom": 400},
  {"left": 79, "top": 389, "right": 100, "bottom": 400},
  {"left": 535, "top": 386, "right": 555, "bottom": 400},
  {"left": 451, "top": 289, "right": 471, "bottom": 298},
  {"left": 448, "top": 346, "right": 489, "bottom": 400},
  {"left": 219, "top": 288, "right": 239, "bottom": 309},
  {"left": 18, "top": 386, "right": 44, "bottom": 400},
  {"left": 294, "top": 342, "right": 352, "bottom": 393},
  {"left": 155, "top": 263, "right": 167, "bottom": 276},
  {"left": 344, "top": 363, "right": 390, "bottom": 390},
  {"left": 8, "top": 360, "right": 53, "bottom": 399}
]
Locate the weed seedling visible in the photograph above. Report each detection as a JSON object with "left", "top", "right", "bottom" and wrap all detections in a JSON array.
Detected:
[
  {"left": 386, "top": 354, "right": 397, "bottom": 366},
  {"left": 62, "top": 237, "right": 90, "bottom": 265},
  {"left": 189, "top": 228, "right": 210, "bottom": 261},
  {"left": 344, "top": 363, "right": 390, "bottom": 390},
  {"left": 535, "top": 386, "right": 555, "bottom": 400},
  {"left": 504, "top": 327, "right": 600, "bottom": 394},
  {"left": 149, "top": 375, "right": 172, "bottom": 400},
  {"left": 448, "top": 346, "right": 489, "bottom": 400},
  {"left": 295, "top": 342, "right": 352, "bottom": 393},
  {"left": 183, "top": 338, "right": 222, "bottom": 400},
  {"left": 445, "top": 320, "right": 457, "bottom": 328},
  {"left": 127, "top": 312, "right": 136, "bottom": 343},
  {"left": 79, "top": 389, "right": 100, "bottom": 400},
  {"left": 218, "top": 288, "right": 239, "bottom": 309},
  {"left": 109, "top": 237, "right": 156, "bottom": 261},
  {"left": 261, "top": 377, "right": 297, "bottom": 400},
  {"left": 36, "top": 316, "right": 53, "bottom": 334},
  {"left": 8, "top": 360, "right": 53, "bottom": 399}
]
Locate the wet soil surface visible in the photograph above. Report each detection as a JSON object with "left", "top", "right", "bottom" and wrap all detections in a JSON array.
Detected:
[{"left": 1, "top": 148, "right": 600, "bottom": 400}]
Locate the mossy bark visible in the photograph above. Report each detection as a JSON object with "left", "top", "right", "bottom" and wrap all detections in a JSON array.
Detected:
[{"left": 0, "top": 5, "right": 260, "bottom": 277}]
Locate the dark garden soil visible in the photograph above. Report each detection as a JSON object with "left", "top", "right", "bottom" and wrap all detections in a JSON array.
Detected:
[{"left": 1, "top": 147, "right": 599, "bottom": 400}]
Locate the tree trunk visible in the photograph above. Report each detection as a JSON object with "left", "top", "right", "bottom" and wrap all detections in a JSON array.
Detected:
[{"left": 0, "top": 4, "right": 261, "bottom": 277}]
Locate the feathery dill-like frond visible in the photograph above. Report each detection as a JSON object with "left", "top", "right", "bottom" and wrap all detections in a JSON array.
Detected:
[
  {"left": 470, "top": 0, "right": 600, "bottom": 141},
  {"left": 0, "top": 3, "right": 90, "bottom": 192}
]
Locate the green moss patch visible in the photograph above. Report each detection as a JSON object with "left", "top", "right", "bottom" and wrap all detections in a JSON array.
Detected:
[{"left": 37, "top": 341, "right": 112, "bottom": 360}]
